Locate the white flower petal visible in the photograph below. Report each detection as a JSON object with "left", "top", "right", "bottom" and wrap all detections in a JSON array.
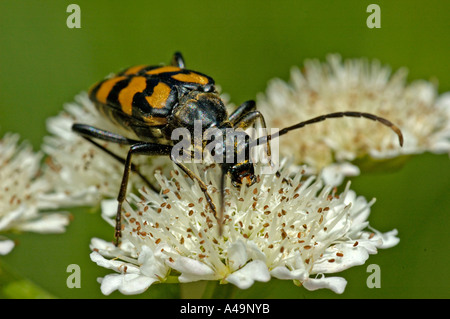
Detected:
[
  {"left": 226, "top": 260, "right": 270, "bottom": 289},
  {"left": 17, "top": 213, "right": 70, "bottom": 233},
  {"left": 90, "top": 237, "right": 115, "bottom": 250},
  {"left": 0, "top": 206, "right": 25, "bottom": 231},
  {"left": 227, "top": 240, "right": 248, "bottom": 271},
  {"left": 312, "top": 245, "right": 370, "bottom": 274},
  {"left": 354, "top": 238, "right": 380, "bottom": 255},
  {"left": 99, "top": 273, "right": 156, "bottom": 295},
  {"left": 271, "top": 266, "right": 309, "bottom": 281},
  {"left": 90, "top": 251, "right": 140, "bottom": 274},
  {"left": 371, "top": 229, "right": 400, "bottom": 249},
  {"left": 101, "top": 199, "right": 119, "bottom": 219},
  {"left": 138, "top": 245, "right": 168, "bottom": 279},
  {"left": 0, "top": 239, "right": 15, "bottom": 255},
  {"left": 171, "top": 257, "right": 217, "bottom": 283},
  {"left": 246, "top": 241, "right": 267, "bottom": 262},
  {"left": 302, "top": 276, "right": 347, "bottom": 294},
  {"left": 118, "top": 274, "right": 157, "bottom": 295},
  {"left": 271, "top": 252, "right": 308, "bottom": 280},
  {"left": 321, "top": 163, "right": 360, "bottom": 187}
]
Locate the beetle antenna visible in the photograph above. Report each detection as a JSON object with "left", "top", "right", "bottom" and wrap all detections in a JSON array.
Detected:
[{"left": 252, "top": 111, "right": 403, "bottom": 148}]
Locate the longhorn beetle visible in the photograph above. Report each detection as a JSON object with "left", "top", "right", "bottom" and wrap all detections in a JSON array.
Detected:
[{"left": 72, "top": 52, "right": 403, "bottom": 245}]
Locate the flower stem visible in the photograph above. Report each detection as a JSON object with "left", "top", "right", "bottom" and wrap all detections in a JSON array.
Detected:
[
  {"left": 164, "top": 275, "right": 180, "bottom": 284},
  {"left": 201, "top": 281, "right": 237, "bottom": 299}
]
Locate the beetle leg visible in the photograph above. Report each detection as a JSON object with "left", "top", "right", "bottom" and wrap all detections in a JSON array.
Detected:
[
  {"left": 115, "top": 143, "right": 219, "bottom": 245},
  {"left": 72, "top": 123, "right": 141, "bottom": 145},
  {"left": 170, "top": 156, "right": 218, "bottom": 223},
  {"left": 115, "top": 143, "right": 173, "bottom": 245},
  {"left": 229, "top": 100, "right": 256, "bottom": 125},
  {"left": 72, "top": 123, "right": 159, "bottom": 192}
]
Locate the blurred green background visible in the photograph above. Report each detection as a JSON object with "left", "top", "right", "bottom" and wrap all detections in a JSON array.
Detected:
[{"left": 0, "top": 0, "right": 449, "bottom": 299}]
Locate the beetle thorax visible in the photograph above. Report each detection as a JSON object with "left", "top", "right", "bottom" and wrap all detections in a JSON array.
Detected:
[{"left": 169, "top": 91, "right": 228, "bottom": 134}]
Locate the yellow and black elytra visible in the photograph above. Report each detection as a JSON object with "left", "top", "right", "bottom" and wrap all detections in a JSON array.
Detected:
[
  {"left": 88, "top": 56, "right": 215, "bottom": 133},
  {"left": 73, "top": 52, "right": 404, "bottom": 245}
]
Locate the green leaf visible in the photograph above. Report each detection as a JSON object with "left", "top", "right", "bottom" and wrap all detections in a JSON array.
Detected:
[{"left": 0, "top": 261, "right": 55, "bottom": 299}]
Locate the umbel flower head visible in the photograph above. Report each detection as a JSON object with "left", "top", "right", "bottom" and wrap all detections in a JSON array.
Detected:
[
  {"left": 257, "top": 54, "right": 450, "bottom": 172},
  {"left": 90, "top": 161, "right": 399, "bottom": 295},
  {"left": 0, "top": 133, "right": 69, "bottom": 255}
]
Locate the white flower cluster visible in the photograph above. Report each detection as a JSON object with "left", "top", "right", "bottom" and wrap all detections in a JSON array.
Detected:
[
  {"left": 0, "top": 133, "right": 69, "bottom": 255},
  {"left": 90, "top": 163, "right": 398, "bottom": 295},
  {"left": 257, "top": 54, "right": 450, "bottom": 171}
]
